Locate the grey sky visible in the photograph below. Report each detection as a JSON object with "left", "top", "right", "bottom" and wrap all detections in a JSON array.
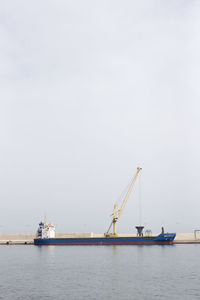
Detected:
[{"left": 0, "top": 1, "right": 199, "bottom": 234}]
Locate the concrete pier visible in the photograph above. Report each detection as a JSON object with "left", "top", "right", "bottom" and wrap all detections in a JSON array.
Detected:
[
  {"left": 173, "top": 233, "right": 200, "bottom": 244},
  {"left": 0, "top": 233, "right": 200, "bottom": 245},
  {"left": 0, "top": 234, "right": 35, "bottom": 245},
  {"left": 0, "top": 233, "right": 93, "bottom": 245}
]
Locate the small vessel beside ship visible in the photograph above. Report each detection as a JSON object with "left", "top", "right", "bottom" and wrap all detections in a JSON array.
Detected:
[{"left": 34, "top": 168, "right": 176, "bottom": 246}]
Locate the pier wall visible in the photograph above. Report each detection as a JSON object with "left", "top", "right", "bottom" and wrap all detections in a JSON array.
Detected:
[
  {"left": 0, "top": 233, "right": 200, "bottom": 245},
  {"left": 0, "top": 233, "right": 93, "bottom": 244}
]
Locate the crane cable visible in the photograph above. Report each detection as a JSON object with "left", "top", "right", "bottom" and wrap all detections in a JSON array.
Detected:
[{"left": 138, "top": 173, "right": 142, "bottom": 226}]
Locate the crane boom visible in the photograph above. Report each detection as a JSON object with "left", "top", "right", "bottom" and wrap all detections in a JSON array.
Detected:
[{"left": 105, "top": 167, "right": 142, "bottom": 237}]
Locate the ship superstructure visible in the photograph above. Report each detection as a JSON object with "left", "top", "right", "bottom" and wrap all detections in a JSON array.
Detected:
[{"left": 36, "top": 221, "right": 55, "bottom": 239}]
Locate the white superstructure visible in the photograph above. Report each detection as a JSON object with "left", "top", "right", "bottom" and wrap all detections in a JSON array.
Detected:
[{"left": 36, "top": 221, "right": 55, "bottom": 239}]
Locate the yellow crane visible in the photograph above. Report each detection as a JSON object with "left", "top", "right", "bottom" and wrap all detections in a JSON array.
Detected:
[{"left": 105, "top": 167, "right": 142, "bottom": 237}]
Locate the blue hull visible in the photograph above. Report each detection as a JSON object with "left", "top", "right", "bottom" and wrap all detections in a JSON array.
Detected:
[{"left": 34, "top": 233, "right": 176, "bottom": 245}]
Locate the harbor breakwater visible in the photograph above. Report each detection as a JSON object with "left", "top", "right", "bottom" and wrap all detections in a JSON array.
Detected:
[
  {"left": 0, "top": 233, "right": 93, "bottom": 245},
  {"left": 1, "top": 233, "right": 200, "bottom": 245}
]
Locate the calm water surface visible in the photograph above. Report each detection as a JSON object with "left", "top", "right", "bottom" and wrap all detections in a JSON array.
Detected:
[{"left": 0, "top": 244, "right": 200, "bottom": 299}]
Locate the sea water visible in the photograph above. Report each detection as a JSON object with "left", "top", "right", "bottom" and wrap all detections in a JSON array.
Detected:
[{"left": 0, "top": 244, "right": 199, "bottom": 300}]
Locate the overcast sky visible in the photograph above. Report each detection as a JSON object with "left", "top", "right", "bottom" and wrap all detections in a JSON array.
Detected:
[{"left": 0, "top": 0, "right": 200, "bottom": 234}]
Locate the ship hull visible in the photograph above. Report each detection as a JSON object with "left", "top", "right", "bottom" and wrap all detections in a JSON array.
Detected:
[{"left": 34, "top": 233, "right": 176, "bottom": 246}]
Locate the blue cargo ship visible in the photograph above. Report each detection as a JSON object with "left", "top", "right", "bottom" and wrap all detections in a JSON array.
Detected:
[
  {"left": 34, "top": 222, "right": 176, "bottom": 246},
  {"left": 34, "top": 168, "right": 176, "bottom": 246},
  {"left": 34, "top": 233, "right": 176, "bottom": 246}
]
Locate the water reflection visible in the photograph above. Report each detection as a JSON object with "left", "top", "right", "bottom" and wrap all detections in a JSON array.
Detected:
[
  {"left": 36, "top": 245, "right": 56, "bottom": 260},
  {"left": 111, "top": 245, "right": 118, "bottom": 257}
]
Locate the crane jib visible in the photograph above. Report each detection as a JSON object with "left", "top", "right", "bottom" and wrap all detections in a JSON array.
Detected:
[{"left": 105, "top": 167, "right": 142, "bottom": 237}]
